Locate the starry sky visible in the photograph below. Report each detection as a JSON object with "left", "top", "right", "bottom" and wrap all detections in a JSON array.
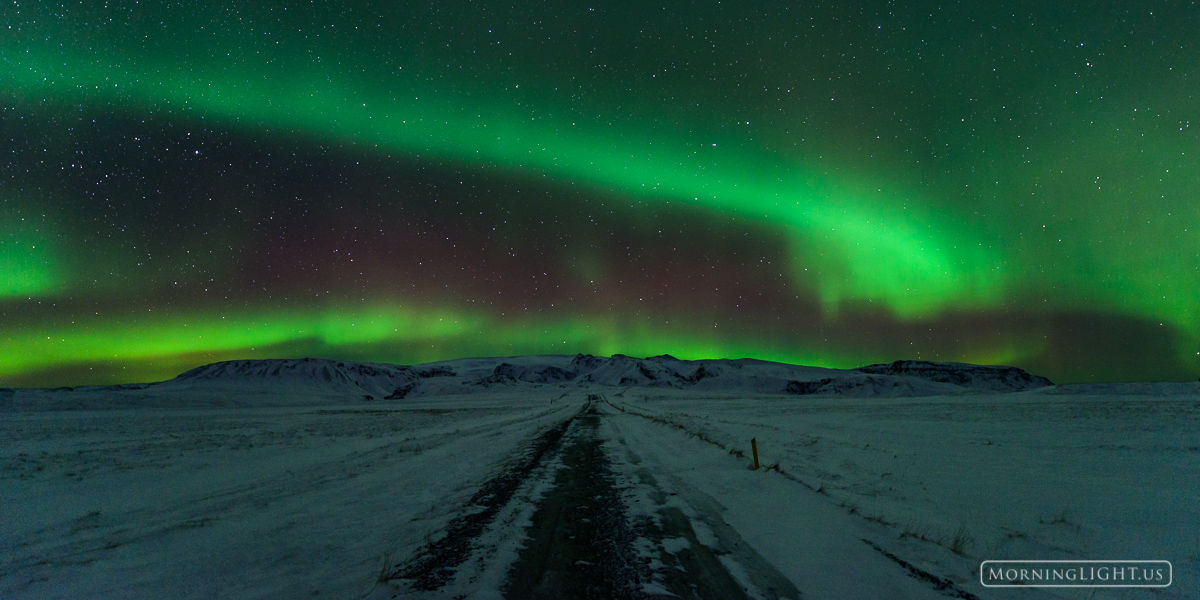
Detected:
[{"left": 3, "top": 0, "right": 1197, "bottom": 387}]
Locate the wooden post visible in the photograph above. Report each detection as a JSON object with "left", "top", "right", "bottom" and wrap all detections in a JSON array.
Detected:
[{"left": 751, "top": 437, "right": 760, "bottom": 470}]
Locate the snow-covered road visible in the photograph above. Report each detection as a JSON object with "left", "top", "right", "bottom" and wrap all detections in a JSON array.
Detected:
[{"left": 369, "top": 398, "right": 1064, "bottom": 599}]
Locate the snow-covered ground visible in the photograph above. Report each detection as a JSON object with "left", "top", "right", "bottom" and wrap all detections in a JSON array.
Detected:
[
  {"left": 1, "top": 395, "right": 578, "bottom": 599},
  {"left": 2, "top": 355, "right": 1195, "bottom": 598},
  {"left": 602, "top": 389, "right": 1198, "bottom": 599}
]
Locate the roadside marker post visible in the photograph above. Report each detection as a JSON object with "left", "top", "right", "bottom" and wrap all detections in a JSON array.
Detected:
[{"left": 751, "top": 437, "right": 760, "bottom": 470}]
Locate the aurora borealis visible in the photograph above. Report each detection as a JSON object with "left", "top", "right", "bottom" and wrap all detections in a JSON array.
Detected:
[{"left": 2, "top": 1, "right": 1197, "bottom": 386}]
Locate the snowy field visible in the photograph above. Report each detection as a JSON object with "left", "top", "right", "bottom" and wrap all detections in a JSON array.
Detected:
[
  {"left": 2, "top": 356, "right": 1196, "bottom": 599},
  {"left": 1, "top": 395, "right": 578, "bottom": 599},
  {"left": 603, "top": 389, "right": 1199, "bottom": 599}
]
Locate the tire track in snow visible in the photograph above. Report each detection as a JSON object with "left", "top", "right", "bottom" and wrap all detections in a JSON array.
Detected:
[
  {"left": 376, "top": 402, "right": 584, "bottom": 593},
  {"left": 502, "top": 400, "right": 647, "bottom": 599},
  {"left": 504, "top": 399, "right": 797, "bottom": 599},
  {"left": 374, "top": 399, "right": 802, "bottom": 599}
]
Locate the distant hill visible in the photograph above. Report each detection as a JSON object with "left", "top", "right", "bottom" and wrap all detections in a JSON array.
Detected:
[{"left": 0, "top": 354, "right": 1071, "bottom": 411}]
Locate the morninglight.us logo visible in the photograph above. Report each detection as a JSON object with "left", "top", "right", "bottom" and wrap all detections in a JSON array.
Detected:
[{"left": 980, "top": 560, "right": 1172, "bottom": 588}]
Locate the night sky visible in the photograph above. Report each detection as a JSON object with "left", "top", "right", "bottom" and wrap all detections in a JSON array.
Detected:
[{"left": 3, "top": 1, "right": 1197, "bottom": 387}]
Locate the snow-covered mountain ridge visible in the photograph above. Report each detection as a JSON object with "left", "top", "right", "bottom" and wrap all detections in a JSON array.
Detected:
[
  {"left": 167, "top": 354, "right": 1059, "bottom": 394},
  {"left": 1, "top": 354, "right": 1069, "bottom": 410}
]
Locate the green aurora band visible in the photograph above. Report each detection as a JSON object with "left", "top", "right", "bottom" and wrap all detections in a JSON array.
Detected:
[
  {"left": 8, "top": 44, "right": 1006, "bottom": 315},
  {"left": 2, "top": 1, "right": 1198, "bottom": 384}
]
